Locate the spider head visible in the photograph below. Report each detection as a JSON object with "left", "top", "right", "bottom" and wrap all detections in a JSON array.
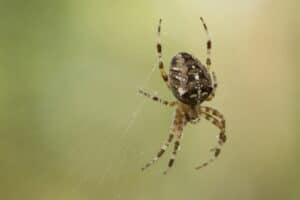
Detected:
[{"left": 169, "top": 52, "right": 213, "bottom": 105}]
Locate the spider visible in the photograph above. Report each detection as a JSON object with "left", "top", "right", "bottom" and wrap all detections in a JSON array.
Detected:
[{"left": 139, "top": 17, "right": 226, "bottom": 174}]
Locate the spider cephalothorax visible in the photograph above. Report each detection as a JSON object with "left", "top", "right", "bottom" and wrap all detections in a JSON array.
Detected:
[
  {"left": 139, "top": 17, "right": 226, "bottom": 174},
  {"left": 169, "top": 52, "right": 213, "bottom": 105}
]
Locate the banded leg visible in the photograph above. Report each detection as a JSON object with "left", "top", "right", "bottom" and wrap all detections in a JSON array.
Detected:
[
  {"left": 206, "top": 71, "right": 217, "bottom": 101},
  {"left": 200, "top": 17, "right": 212, "bottom": 71},
  {"left": 200, "top": 106, "right": 225, "bottom": 127},
  {"left": 195, "top": 107, "right": 226, "bottom": 169},
  {"left": 156, "top": 19, "right": 170, "bottom": 88},
  {"left": 200, "top": 17, "right": 218, "bottom": 101},
  {"left": 163, "top": 135, "right": 183, "bottom": 175},
  {"left": 141, "top": 132, "right": 174, "bottom": 171},
  {"left": 200, "top": 106, "right": 226, "bottom": 144},
  {"left": 138, "top": 89, "right": 177, "bottom": 107},
  {"left": 163, "top": 109, "right": 186, "bottom": 174},
  {"left": 142, "top": 108, "right": 183, "bottom": 171}
]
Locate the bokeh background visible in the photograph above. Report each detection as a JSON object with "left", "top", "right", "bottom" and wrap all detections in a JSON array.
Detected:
[{"left": 0, "top": 0, "right": 299, "bottom": 200}]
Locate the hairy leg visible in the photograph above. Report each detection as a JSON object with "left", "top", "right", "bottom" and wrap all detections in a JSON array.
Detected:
[
  {"left": 138, "top": 89, "right": 177, "bottom": 107},
  {"left": 163, "top": 108, "right": 187, "bottom": 174},
  {"left": 156, "top": 19, "right": 170, "bottom": 88},
  {"left": 195, "top": 106, "right": 226, "bottom": 169},
  {"left": 142, "top": 108, "right": 185, "bottom": 171}
]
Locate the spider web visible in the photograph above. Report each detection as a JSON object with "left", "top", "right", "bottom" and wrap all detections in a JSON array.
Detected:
[
  {"left": 99, "top": 62, "right": 158, "bottom": 193},
  {"left": 122, "top": 62, "right": 157, "bottom": 136}
]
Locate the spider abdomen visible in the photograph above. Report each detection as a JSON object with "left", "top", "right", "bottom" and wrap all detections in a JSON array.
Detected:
[{"left": 169, "top": 52, "right": 213, "bottom": 105}]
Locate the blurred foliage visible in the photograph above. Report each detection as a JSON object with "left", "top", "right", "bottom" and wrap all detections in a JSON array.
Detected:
[{"left": 0, "top": 0, "right": 299, "bottom": 200}]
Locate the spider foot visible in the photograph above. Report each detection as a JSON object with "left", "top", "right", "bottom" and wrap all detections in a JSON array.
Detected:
[
  {"left": 163, "top": 169, "right": 170, "bottom": 175},
  {"left": 141, "top": 161, "right": 154, "bottom": 171}
]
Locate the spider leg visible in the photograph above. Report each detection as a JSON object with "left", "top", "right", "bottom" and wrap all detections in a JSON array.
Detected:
[
  {"left": 206, "top": 71, "right": 217, "bottom": 101},
  {"left": 200, "top": 17, "right": 218, "bottom": 101},
  {"left": 142, "top": 108, "right": 183, "bottom": 171},
  {"left": 201, "top": 106, "right": 226, "bottom": 145},
  {"left": 200, "top": 17, "right": 212, "bottom": 71},
  {"left": 156, "top": 19, "right": 170, "bottom": 88},
  {"left": 138, "top": 89, "right": 177, "bottom": 107},
  {"left": 163, "top": 135, "right": 183, "bottom": 175},
  {"left": 141, "top": 132, "right": 174, "bottom": 171},
  {"left": 195, "top": 106, "right": 226, "bottom": 170},
  {"left": 163, "top": 109, "right": 186, "bottom": 174}
]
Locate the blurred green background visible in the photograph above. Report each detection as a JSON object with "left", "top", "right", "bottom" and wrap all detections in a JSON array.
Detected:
[{"left": 0, "top": 0, "right": 299, "bottom": 199}]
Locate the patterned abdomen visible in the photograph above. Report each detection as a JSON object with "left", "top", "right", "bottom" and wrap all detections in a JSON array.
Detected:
[{"left": 169, "top": 52, "right": 213, "bottom": 105}]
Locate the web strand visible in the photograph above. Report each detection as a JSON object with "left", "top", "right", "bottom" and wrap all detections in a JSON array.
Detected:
[
  {"left": 99, "top": 62, "right": 157, "bottom": 191},
  {"left": 120, "top": 62, "right": 157, "bottom": 138}
]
